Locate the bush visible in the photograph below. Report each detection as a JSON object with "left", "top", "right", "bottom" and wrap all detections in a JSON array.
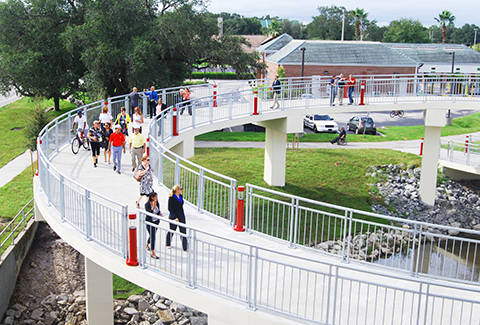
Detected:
[{"left": 24, "top": 100, "right": 49, "bottom": 152}]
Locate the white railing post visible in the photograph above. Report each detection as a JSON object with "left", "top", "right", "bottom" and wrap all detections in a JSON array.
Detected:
[
  {"left": 55, "top": 120, "right": 59, "bottom": 153},
  {"left": 288, "top": 197, "right": 296, "bottom": 248},
  {"left": 197, "top": 168, "right": 205, "bottom": 212},
  {"left": 157, "top": 146, "right": 163, "bottom": 185},
  {"left": 247, "top": 246, "right": 258, "bottom": 310},
  {"left": 142, "top": 95, "right": 148, "bottom": 117},
  {"left": 229, "top": 93, "right": 233, "bottom": 118},
  {"left": 450, "top": 141, "right": 454, "bottom": 161},
  {"left": 125, "top": 95, "right": 130, "bottom": 114},
  {"left": 68, "top": 112, "right": 72, "bottom": 143},
  {"left": 60, "top": 174, "right": 65, "bottom": 222},
  {"left": 107, "top": 98, "right": 112, "bottom": 115},
  {"left": 122, "top": 205, "right": 128, "bottom": 260},
  {"left": 85, "top": 189, "right": 92, "bottom": 241},
  {"left": 174, "top": 157, "right": 180, "bottom": 185}
]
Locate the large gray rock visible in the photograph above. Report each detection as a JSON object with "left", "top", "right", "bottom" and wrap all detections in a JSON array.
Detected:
[
  {"left": 138, "top": 299, "right": 150, "bottom": 311},
  {"left": 157, "top": 309, "right": 175, "bottom": 324}
]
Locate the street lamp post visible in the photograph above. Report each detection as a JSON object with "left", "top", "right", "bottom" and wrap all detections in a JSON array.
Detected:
[
  {"left": 299, "top": 47, "right": 306, "bottom": 79},
  {"left": 341, "top": 8, "right": 346, "bottom": 41},
  {"left": 474, "top": 28, "right": 478, "bottom": 48},
  {"left": 446, "top": 52, "right": 456, "bottom": 124},
  {"left": 450, "top": 51, "right": 455, "bottom": 74}
]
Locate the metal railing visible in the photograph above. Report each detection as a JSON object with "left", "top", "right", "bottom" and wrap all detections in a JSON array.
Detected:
[
  {"left": 244, "top": 183, "right": 480, "bottom": 285},
  {"left": 440, "top": 138, "right": 480, "bottom": 167},
  {"left": 137, "top": 210, "right": 480, "bottom": 324},
  {"left": 35, "top": 74, "right": 480, "bottom": 324},
  {"left": 0, "top": 198, "right": 35, "bottom": 259}
]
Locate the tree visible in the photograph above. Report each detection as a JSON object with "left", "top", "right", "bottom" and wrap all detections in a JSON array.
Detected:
[
  {"left": 435, "top": 10, "right": 455, "bottom": 44},
  {"left": 382, "top": 18, "right": 430, "bottom": 43},
  {"left": 306, "top": 6, "right": 354, "bottom": 40},
  {"left": 0, "top": 0, "right": 87, "bottom": 111},
  {"left": 279, "top": 19, "right": 304, "bottom": 39},
  {"left": 349, "top": 8, "right": 368, "bottom": 41},
  {"left": 218, "top": 13, "right": 262, "bottom": 35},
  {"left": 262, "top": 20, "right": 283, "bottom": 38}
]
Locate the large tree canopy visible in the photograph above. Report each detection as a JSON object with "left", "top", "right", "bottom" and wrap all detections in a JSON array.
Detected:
[
  {"left": 382, "top": 18, "right": 430, "bottom": 43},
  {"left": 0, "top": 0, "right": 88, "bottom": 110},
  {"left": 0, "top": 0, "right": 264, "bottom": 103}
]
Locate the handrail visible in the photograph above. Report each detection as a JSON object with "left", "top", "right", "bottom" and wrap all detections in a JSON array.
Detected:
[
  {"left": 0, "top": 198, "right": 35, "bottom": 259},
  {"left": 35, "top": 75, "right": 480, "bottom": 324}
]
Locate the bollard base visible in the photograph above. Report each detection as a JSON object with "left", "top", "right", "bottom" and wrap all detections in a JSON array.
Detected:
[
  {"left": 233, "top": 225, "right": 245, "bottom": 232},
  {"left": 126, "top": 259, "right": 139, "bottom": 266}
]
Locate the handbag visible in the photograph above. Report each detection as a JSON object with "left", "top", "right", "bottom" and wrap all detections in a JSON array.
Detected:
[{"left": 133, "top": 169, "right": 142, "bottom": 182}]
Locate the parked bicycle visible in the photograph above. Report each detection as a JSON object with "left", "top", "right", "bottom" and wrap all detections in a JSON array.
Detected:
[
  {"left": 71, "top": 128, "right": 89, "bottom": 154},
  {"left": 390, "top": 110, "right": 404, "bottom": 118}
]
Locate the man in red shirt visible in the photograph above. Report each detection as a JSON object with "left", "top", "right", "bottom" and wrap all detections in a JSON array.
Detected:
[
  {"left": 347, "top": 74, "right": 356, "bottom": 105},
  {"left": 108, "top": 125, "right": 126, "bottom": 174}
]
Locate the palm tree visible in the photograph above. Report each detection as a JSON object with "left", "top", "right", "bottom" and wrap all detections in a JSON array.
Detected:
[
  {"left": 350, "top": 8, "right": 368, "bottom": 41},
  {"left": 262, "top": 20, "right": 283, "bottom": 39},
  {"left": 435, "top": 10, "right": 455, "bottom": 44}
]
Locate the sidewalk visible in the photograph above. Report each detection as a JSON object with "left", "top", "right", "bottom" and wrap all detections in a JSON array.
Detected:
[{"left": 0, "top": 150, "right": 36, "bottom": 188}]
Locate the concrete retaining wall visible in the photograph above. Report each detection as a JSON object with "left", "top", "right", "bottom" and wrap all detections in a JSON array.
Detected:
[{"left": 0, "top": 218, "right": 38, "bottom": 322}]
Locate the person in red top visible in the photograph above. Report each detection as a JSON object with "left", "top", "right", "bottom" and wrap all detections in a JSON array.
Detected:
[
  {"left": 108, "top": 125, "right": 126, "bottom": 174},
  {"left": 347, "top": 74, "right": 356, "bottom": 105}
]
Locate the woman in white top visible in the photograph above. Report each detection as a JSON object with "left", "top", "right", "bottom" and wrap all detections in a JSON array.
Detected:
[
  {"left": 132, "top": 106, "right": 144, "bottom": 133},
  {"left": 98, "top": 106, "right": 113, "bottom": 129}
]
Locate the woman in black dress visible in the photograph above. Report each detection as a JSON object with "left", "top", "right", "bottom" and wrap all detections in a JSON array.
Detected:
[
  {"left": 145, "top": 192, "right": 162, "bottom": 259},
  {"left": 166, "top": 184, "right": 187, "bottom": 251}
]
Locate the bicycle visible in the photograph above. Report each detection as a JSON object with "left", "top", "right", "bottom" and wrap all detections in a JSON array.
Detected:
[
  {"left": 390, "top": 110, "right": 404, "bottom": 118},
  {"left": 71, "top": 128, "right": 89, "bottom": 154}
]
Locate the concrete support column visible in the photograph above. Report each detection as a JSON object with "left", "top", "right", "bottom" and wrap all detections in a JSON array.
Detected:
[
  {"left": 264, "top": 128, "right": 287, "bottom": 186},
  {"left": 418, "top": 109, "right": 446, "bottom": 206},
  {"left": 85, "top": 258, "right": 113, "bottom": 325}
]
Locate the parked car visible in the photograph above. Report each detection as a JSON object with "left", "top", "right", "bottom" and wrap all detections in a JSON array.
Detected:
[
  {"left": 347, "top": 116, "right": 377, "bottom": 135},
  {"left": 303, "top": 114, "right": 338, "bottom": 133}
]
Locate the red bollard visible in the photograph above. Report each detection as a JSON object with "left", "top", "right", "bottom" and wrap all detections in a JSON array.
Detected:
[
  {"left": 420, "top": 137, "right": 424, "bottom": 156},
  {"left": 465, "top": 135, "right": 469, "bottom": 154},
  {"left": 213, "top": 85, "right": 218, "bottom": 107},
  {"left": 146, "top": 137, "right": 150, "bottom": 157},
  {"left": 172, "top": 107, "right": 178, "bottom": 136},
  {"left": 234, "top": 186, "right": 246, "bottom": 232},
  {"left": 126, "top": 213, "right": 139, "bottom": 266},
  {"left": 35, "top": 139, "right": 42, "bottom": 176},
  {"left": 359, "top": 80, "right": 366, "bottom": 106},
  {"left": 253, "top": 91, "right": 259, "bottom": 115}
]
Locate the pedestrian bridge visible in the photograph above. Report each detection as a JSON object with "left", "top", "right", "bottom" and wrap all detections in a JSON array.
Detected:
[{"left": 34, "top": 75, "right": 480, "bottom": 325}]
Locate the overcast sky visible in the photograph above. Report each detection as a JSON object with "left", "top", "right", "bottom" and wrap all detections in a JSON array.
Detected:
[{"left": 205, "top": 0, "right": 479, "bottom": 27}]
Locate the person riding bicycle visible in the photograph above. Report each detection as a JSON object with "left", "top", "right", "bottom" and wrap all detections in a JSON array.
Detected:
[
  {"left": 330, "top": 127, "right": 346, "bottom": 145},
  {"left": 70, "top": 110, "right": 89, "bottom": 147}
]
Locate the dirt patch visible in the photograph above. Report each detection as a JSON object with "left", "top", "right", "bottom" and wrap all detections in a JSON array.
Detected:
[{"left": 8, "top": 222, "right": 85, "bottom": 306}]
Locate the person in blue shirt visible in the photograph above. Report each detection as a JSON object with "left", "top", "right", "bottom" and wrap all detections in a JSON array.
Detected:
[
  {"left": 143, "top": 86, "right": 159, "bottom": 119},
  {"left": 166, "top": 184, "right": 187, "bottom": 251}
]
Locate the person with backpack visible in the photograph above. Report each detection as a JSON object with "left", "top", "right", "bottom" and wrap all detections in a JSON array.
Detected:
[{"left": 270, "top": 75, "right": 281, "bottom": 109}]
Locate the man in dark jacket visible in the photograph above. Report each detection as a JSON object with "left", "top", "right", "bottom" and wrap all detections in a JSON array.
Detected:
[
  {"left": 129, "top": 87, "right": 141, "bottom": 115},
  {"left": 270, "top": 75, "right": 281, "bottom": 109}
]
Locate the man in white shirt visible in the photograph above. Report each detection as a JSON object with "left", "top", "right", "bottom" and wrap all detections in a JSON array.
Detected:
[{"left": 70, "top": 110, "right": 89, "bottom": 147}]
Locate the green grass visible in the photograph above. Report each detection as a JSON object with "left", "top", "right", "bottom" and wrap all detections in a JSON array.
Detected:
[
  {"left": 0, "top": 98, "right": 77, "bottom": 168},
  {"left": 195, "top": 111, "right": 480, "bottom": 143},
  {"left": 113, "top": 274, "right": 145, "bottom": 299},
  {"left": 0, "top": 163, "right": 35, "bottom": 220},
  {"left": 191, "top": 148, "right": 422, "bottom": 212}
]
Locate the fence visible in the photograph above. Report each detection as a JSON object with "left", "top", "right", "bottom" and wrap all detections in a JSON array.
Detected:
[
  {"left": 245, "top": 183, "right": 480, "bottom": 285},
  {"left": 440, "top": 138, "right": 480, "bottom": 167},
  {"left": 137, "top": 210, "right": 480, "bottom": 324},
  {"left": 0, "top": 199, "right": 35, "bottom": 258},
  {"left": 34, "top": 75, "right": 480, "bottom": 324}
]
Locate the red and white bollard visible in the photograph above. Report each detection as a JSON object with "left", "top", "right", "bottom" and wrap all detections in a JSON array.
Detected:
[
  {"left": 213, "top": 85, "right": 218, "bottom": 107},
  {"left": 172, "top": 107, "right": 178, "bottom": 136},
  {"left": 234, "top": 186, "right": 245, "bottom": 232},
  {"left": 253, "top": 91, "right": 259, "bottom": 115},
  {"left": 146, "top": 137, "right": 150, "bottom": 157},
  {"left": 359, "top": 80, "right": 366, "bottom": 106},
  {"left": 126, "top": 213, "right": 139, "bottom": 266},
  {"left": 420, "top": 137, "right": 424, "bottom": 156},
  {"left": 465, "top": 135, "right": 469, "bottom": 154},
  {"left": 35, "top": 138, "right": 42, "bottom": 176}
]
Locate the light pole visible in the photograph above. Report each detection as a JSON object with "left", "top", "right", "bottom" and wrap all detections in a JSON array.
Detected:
[
  {"left": 446, "top": 52, "right": 456, "bottom": 124},
  {"left": 474, "top": 28, "right": 478, "bottom": 48},
  {"left": 450, "top": 51, "right": 455, "bottom": 74},
  {"left": 341, "top": 8, "right": 346, "bottom": 41},
  {"left": 299, "top": 47, "right": 306, "bottom": 79}
]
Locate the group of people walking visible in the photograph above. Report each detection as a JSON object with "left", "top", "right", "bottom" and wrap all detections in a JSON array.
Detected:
[{"left": 330, "top": 74, "right": 356, "bottom": 106}]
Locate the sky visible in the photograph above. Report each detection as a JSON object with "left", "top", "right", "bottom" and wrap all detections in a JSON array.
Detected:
[{"left": 205, "top": 0, "right": 479, "bottom": 27}]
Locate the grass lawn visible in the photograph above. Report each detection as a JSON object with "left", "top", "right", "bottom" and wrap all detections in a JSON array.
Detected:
[
  {"left": 113, "top": 274, "right": 145, "bottom": 299},
  {"left": 0, "top": 98, "right": 77, "bottom": 168},
  {"left": 0, "top": 164, "right": 35, "bottom": 220},
  {"left": 195, "top": 111, "right": 480, "bottom": 143},
  {"left": 191, "top": 147, "right": 422, "bottom": 212}
]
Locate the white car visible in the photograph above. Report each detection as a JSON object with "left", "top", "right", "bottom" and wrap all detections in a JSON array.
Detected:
[{"left": 303, "top": 114, "right": 338, "bottom": 133}]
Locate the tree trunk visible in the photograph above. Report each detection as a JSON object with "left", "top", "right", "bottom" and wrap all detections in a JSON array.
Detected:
[
  {"left": 54, "top": 95, "right": 60, "bottom": 111},
  {"left": 442, "top": 26, "right": 446, "bottom": 44}
]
